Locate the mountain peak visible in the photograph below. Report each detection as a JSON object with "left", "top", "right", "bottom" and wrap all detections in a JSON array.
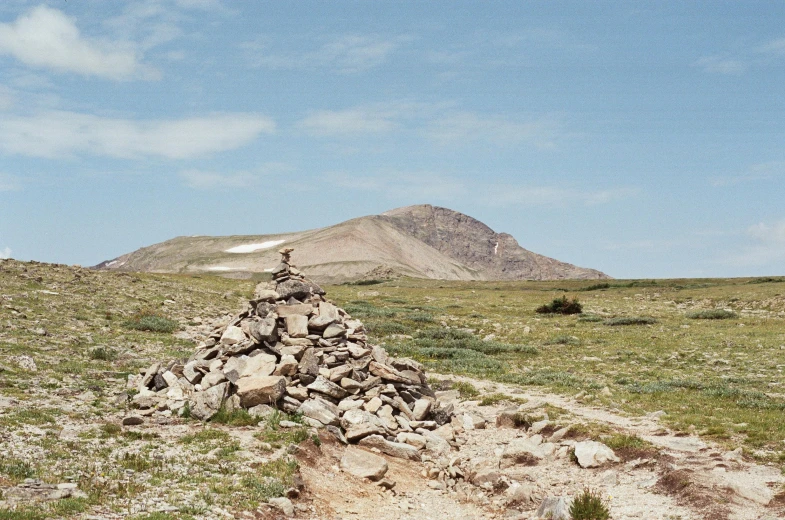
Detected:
[{"left": 96, "top": 205, "right": 609, "bottom": 282}]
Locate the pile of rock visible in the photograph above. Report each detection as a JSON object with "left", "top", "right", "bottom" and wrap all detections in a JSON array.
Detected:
[{"left": 129, "top": 248, "right": 453, "bottom": 451}]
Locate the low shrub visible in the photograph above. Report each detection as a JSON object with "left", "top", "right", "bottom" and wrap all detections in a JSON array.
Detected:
[
  {"left": 577, "top": 314, "right": 602, "bottom": 323},
  {"left": 686, "top": 309, "right": 737, "bottom": 320},
  {"left": 536, "top": 296, "right": 582, "bottom": 315},
  {"left": 90, "top": 346, "right": 117, "bottom": 361},
  {"left": 123, "top": 311, "right": 179, "bottom": 333}
]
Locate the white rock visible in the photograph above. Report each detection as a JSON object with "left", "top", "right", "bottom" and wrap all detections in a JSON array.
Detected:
[
  {"left": 573, "top": 440, "right": 620, "bottom": 468},
  {"left": 220, "top": 326, "right": 246, "bottom": 345}
]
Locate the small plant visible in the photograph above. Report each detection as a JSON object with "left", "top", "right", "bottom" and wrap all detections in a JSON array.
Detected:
[
  {"left": 453, "top": 381, "right": 480, "bottom": 398},
  {"left": 100, "top": 422, "right": 122, "bottom": 436},
  {"left": 90, "top": 346, "right": 117, "bottom": 361},
  {"left": 577, "top": 314, "right": 603, "bottom": 323},
  {"left": 686, "top": 309, "right": 736, "bottom": 320},
  {"left": 123, "top": 310, "right": 179, "bottom": 333},
  {"left": 536, "top": 296, "right": 582, "bottom": 315},
  {"left": 569, "top": 488, "right": 610, "bottom": 520}
]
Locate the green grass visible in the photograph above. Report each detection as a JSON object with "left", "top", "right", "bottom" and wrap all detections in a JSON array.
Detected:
[
  {"left": 325, "top": 275, "right": 785, "bottom": 461},
  {"left": 123, "top": 311, "right": 180, "bottom": 333},
  {"left": 686, "top": 309, "right": 737, "bottom": 320},
  {"left": 210, "top": 406, "right": 258, "bottom": 426}
]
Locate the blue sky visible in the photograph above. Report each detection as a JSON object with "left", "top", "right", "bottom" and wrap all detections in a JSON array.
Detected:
[{"left": 0, "top": 1, "right": 783, "bottom": 278}]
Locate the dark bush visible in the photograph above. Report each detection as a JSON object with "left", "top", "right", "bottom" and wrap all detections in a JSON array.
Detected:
[
  {"left": 603, "top": 317, "right": 657, "bottom": 326},
  {"left": 686, "top": 309, "right": 736, "bottom": 320},
  {"left": 536, "top": 296, "right": 582, "bottom": 315}
]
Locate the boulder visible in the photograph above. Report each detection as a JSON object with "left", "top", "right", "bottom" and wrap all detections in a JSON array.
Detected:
[
  {"left": 299, "top": 397, "right": 340, "bottom": 426},
  {"left": 220, "top": 326, "right": 246, "bottom": 345},
  {"left": 358, "top": 434, "right": 421, "bottom": 461},
  {"left": 191, "top": 382, "right": 228, "bottom": 420},
  {"left": 573, "top": 440, "right": 620, "bottom": 468},
  {"left": 340, "top": 447, "right": 388, "bottom": 481},
  {"left": 236, "top": 376, "right": 286, "bottom": 407}
]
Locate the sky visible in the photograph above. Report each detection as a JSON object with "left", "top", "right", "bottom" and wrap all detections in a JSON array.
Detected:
[{"left": 0, "top": 1, "right": 783, "bottom": 279}]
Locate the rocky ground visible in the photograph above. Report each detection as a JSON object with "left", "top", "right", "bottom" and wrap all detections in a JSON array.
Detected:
[{"left": 1, "top": 258, "right": 784, "bottom": 519}]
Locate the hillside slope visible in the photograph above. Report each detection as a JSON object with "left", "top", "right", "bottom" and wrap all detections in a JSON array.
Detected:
[{"left": 96, "top": 205, "right": 609, "bottom": 282}]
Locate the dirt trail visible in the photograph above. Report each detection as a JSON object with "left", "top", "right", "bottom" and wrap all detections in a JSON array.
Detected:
[{"left": 294, "top": 374, "right": 784, "bottom": 520}]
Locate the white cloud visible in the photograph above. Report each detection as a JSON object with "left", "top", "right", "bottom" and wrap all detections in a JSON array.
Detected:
[
  {"left": 0, "top": 84, "right": 13, "bottom": 110},
  {"left": 425, "top": 112, "right": 560, "bottom": 148},
  {"left": 179, "top": 170, "right": 258, "bottom": 190},
  {"left": 711, "top": 161, "right": 785, "bottom": 186},
  {"left": 328, "top": 170, "right": 467, "bottom": 201},
  {"left": 327, "top": 170, "right": 635, "bottom": 208},
  {"left": 179, "top": 163, "right": 292, "bottom": 190},
  {"left": 0, "top": 172, "right": 20, "bottom": 191},
  {"left": 0, "top": 111, "right": 275, "bottom": 159},
  {"left": 298, "top": 102, "right": 439, "bottom": 136},
  {"left": 245, "top": 34, "right": 410, "bottom": 73},
  {"left": 300, "top": 108, "right": 399, "bottom": 136},
  {"left": 726, "top": 220, "right": 785, "bottom": 267},
  {"left": 758, "top": 37, "right": 785, "bottom": 55},
  {"left": 298, "top": 103, "right": 557, "bottom": 149},
  {"left": 479, "top": 185, "right": 637, "bottom": 207},
  {"left": 0, "top": 247, "right": 11, "bottom": 259},
  {"left": 0, "top": 6, "right": 158, "bottom": 80},
  {"left": 694, "top": 56, "right": 746, "bottom": 75},
  {"left": 748, "top": 221, "right": 785, "bottom": 243}
]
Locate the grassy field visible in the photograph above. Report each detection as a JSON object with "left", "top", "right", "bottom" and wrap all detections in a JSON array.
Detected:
[
  {"left": 1, "top": 259, "right": 785, "bottom": 516},
  {"left": 326, "top": 276, "right": 785, "bottom": 461}
]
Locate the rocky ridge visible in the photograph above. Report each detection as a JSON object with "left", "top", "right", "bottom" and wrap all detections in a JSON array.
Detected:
[{"left": 129, "top": 248, "right": 455, "bottom": 450}]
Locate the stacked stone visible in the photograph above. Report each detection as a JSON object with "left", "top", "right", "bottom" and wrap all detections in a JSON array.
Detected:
[{"left": 130, "top": 248, "right": 453, "bottom": 452}]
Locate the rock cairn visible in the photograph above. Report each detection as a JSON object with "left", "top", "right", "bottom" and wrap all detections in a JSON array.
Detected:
[{"left": 130, "top": 249, "right": 453, "bottom": 450}]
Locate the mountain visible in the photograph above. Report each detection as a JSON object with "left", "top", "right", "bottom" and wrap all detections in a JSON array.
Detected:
[{"left": 95, "top": 205, "right": 610, "bottom": 283}]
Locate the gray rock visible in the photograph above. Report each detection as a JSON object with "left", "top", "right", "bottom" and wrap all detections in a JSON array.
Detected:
[
  {"left": 277, "top": 279, "right": 324, "bottom": 301},
  {"left": 236, "top": 375, "right": 286, "bottom": 407},
  {"left": 248, "top": 316, "right": 278, "bottom": 343},
  {"left": 200, "top": 370, "right": 227, "bottom": 390},
  {"left": 268, "top": 496, "right": 294, "bottom": 517},
  {"left": 220, "top": 326, "right": 246, "bottom": 345},
  {"left": 275, "top": 304, "right": 314, "bottom": 317},
  {"left": 274, "top": 354, "right": 298, "bottom": 376},
  {"left": 307, "top": 376, "right": 348, "bottom": 399},
  {"left": 535, "top": 496, "right": 572, "bottom": 520},
  {"left": 359, "top": 435, "right": 421, "bottom": 461},
  {"left": 345, "top": 423, "right": 384, "bottom": 442},
  {"left": 318, "top": 301, "right": 340, "bottom": 320},
  {"left": 412, "top": 399, "right": 432, "bottom": 421},
  {"left": 239, "top": 353, "right": 277, "bottom": 378},
  {"left": 322, "top": 323, "right": 346, "bottom": 339},
  {"left": 285, "top": 315, "right": 309, "bottom": 338},
  {"left": 395, "top": 432, "right": 427, "bottom": 450},
  {"left": 340, "top": 447, "right": 388, "bottom": 481},
  {"left": 191, "top": 382, "right": 228, "bottom": 420},
  {"left": 299, "top": 397, "right": 340, "bottom": 426},
  {"left": 254, "top": 289, "right": 279, "bottom": 302},
  {"left": 308, "top": 314, "right": 335, "bottom": 330}
]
